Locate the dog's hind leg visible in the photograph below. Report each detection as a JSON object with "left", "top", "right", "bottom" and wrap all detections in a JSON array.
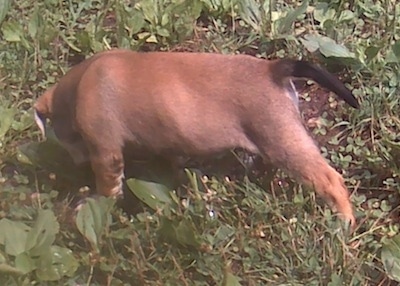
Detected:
[
  {"left": 291, "top": 153, "right": 355, "bottom": 226},
  {"left": 252, "top": 120, "right": 355, "bottom": 227}
]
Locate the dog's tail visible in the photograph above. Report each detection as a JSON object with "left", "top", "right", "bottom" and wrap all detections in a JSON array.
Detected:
[{"left": 275, "top": 59, "right": 359, "bottom": 108}]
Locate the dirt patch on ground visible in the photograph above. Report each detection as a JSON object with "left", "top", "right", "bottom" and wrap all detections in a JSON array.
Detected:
[
  {"left": 297, "top": 79, "right": 358, "bottom": 151},
  {"left": 297, "top": 83, "right": 339, "bottom": 146},
  {"left": 299, "top": 85, "right": 329, "bottom": 120}
]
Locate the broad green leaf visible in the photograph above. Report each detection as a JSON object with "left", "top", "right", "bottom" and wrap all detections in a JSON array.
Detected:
[
  {"left": 391, "top": 41, "right": 400, "bottom": 60},
  {"left": 222, "top": 267, "right": 242, "bottom": 286},
  {"left": 313, "top": 3, "right": 336, "bottom": 25},
  {"left": 75, "top": 197, "right": 114, "bottom": 252},
  {"left": 328, "top": 273, "right": 343, "bottom": 286},
  {"left": 300, "top": 35, "right": 319, "bottom": 53},
  {"left": 213, "top": 225, "right": 235, "bottom": 245},
  {"left": 16, "top": 128, "right": 77, "bottom": 172},
  {"left": 139, "top": 0, "right": 158, "bottom": 25},
  {"left": 109, "top": 228, "right": 134, "bottom": 240},
  {"left": 75, "top": 30, "right": 91, "bottom": 51},
  {"left": 237, "top": 0, "right": 261, "bottom": 31},
  {"left": 382, "top": 234, "right": 400, "bottom": 282},
  {"left": 16, "top": 141, "right": 45, "bottom": 166},
  {"left": 129, "top": 11, "right": 145, "bottom": 34},
  {"left": 127, "top": 178, "right": 174, "bottom": 210},
  {"left": 158, "top": 217, "right": 178, "bottom": 243},
  {"left": 190, "top": 0, "right": 204, "bottom": 19},
  {"left": 0, "top": 106, "right": 17, "bottom": 140},
  {"left": 28, "top": 5, "right": 42, "bottom": 38},
  {"left": 338, "top": 10, "right": 355, "bottom": 22},
  {"left": 35, "top": 246, "right": 79, "bottom": 281},
  {"left": 156, "top": 26, "right": 170, "bottom": 37},
  {"left": 59, "top": 33, "right": 81, "bottom": 52},
  {"left": 222, "top": 0, "right": 233, "bottom": 10},
  {"left": 0, "top": 219, "right": 30, "bottom": 256},
  {"left": 0, "top": 263, "right": 24, "bottom": 276},
  {"left": 200, "top": 0, "right": 215, "bottom": 11},
  {"left": 15, "top": 253, "right": 36, "bottom": 274},
  {"left": 385, "top": 50, "right": 399, "bottom": 63},
  {"left": 158, "top": 217, "right": 203, "bottom": 248},
  {"left": 0, "top": 0, "right": 11, "bottom": 26},
  {"left": 1, "top": 21, "right": 23, "bottom": 42},
  {"left": 175, "top": 219, "right": 202, "bottom": 248},
  {"left": 161, "top": 13, "right": 169, "bottom": 26},
  {"left": 262, "top": 0, "right": 270, "bottom": 15},
  {"left": 11, "top": 111, "right": 34, "bottom": 132},
  {"left": 365, "top": 46, "right": 381, "bottom": 61},
  {"left": 301, "top": 34, "right": 355, "bottom": 59},
  {"left": 319, "top": 37, "right": 355, "bottom": 58},
  {"left": 25, "top": 209, "right": 59, "bottom": 256},
  {"left": 277, "top": 0, "right": 308, "bottom": 34}
]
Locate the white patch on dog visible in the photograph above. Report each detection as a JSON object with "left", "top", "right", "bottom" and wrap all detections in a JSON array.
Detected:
[
  {"left": 110, "top": 172, "right": 125, "bottom": 198},
  {"left": 287, "top": 79, "right": 299, "bottom": 106},
  {"left": 34, "top": 110, "right": 46, "bottom": 139}
]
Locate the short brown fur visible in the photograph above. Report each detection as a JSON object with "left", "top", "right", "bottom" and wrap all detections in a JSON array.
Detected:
[{"left": 34, "top": 49, "right": 357, "bottom": 227}]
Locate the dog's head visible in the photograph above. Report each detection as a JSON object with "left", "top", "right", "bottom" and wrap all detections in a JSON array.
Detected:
[{"left": 33, "top": 85, "right": 56, "bottom": 139}]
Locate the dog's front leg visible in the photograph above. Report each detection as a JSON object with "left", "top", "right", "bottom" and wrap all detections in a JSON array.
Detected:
[{"left": 87, "top": 146, "right": 125, "bottom": 198}]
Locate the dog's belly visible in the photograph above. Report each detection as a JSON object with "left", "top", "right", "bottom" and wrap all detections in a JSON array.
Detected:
[
  {"left": 125, "top": 127, "right": 259, "bottom": 159},
  {"left": 120, "top": 86, "right": 261, "bottom": 157},
  {"left": 124, "top": 110, "right": 260, "bottom": 158}
]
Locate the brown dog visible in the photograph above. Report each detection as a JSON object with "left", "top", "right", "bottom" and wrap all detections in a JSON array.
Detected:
[{"left": 34, "top": 49, "right": 358, "bottom": 226}]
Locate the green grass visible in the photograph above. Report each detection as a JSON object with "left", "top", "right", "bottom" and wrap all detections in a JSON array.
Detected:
[{"left": 0, "top": 0, "right": 400, "bottom": 285}]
